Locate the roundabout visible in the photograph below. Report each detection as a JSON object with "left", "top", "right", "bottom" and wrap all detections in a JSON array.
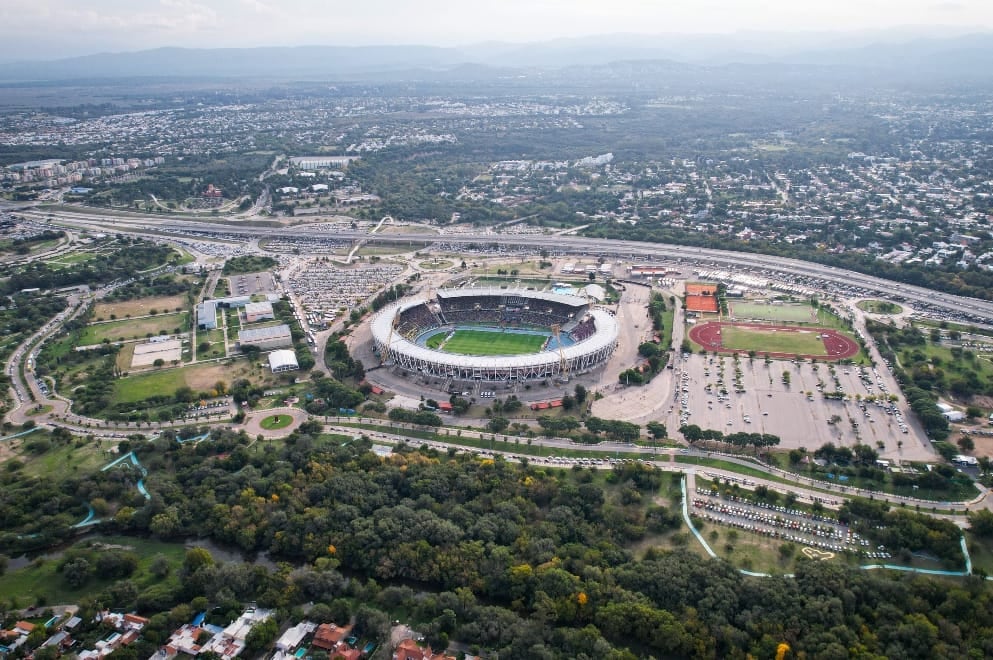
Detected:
[
  {"left": 260, "top": 414, "right": 294, "bottom": 430},
  {"left": 242, "top": 407, "right": 309, "bottom": 438}
]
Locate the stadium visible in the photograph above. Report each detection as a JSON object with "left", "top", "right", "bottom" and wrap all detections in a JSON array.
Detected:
[{"left": 371, "top": 288, "right": 619, "bottom": 383}]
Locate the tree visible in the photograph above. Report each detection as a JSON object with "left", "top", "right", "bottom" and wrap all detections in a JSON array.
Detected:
[
  {"left": 62, "top": 557, "right": 92, "bottom": 588},
  {"left": 969, "top": 509, "right": 993, "bottom": 538},
  {"left": 646, "top": 421, "right": 667, "bottom": 442},
  {"left": 245, "top": 618, "right": 278, "bottom": 653},
  {"left": 487, "top": 417, "right": 510, "bottom": 433},
  {"left": 957, "top": 435, "right": 975, "bottom": 452},
  {"left": 183, "top": 547, "right": 215, "bottom": 574}
]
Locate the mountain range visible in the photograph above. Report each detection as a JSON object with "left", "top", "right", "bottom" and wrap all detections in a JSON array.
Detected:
[{"left": 0, "top": 31, "right": 991, "bottom": 84}]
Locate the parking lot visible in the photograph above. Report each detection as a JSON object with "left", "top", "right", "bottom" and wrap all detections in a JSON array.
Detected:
[
  {"left": 691, "top": 489, "right": 886, "bottom": 558},
  {"left": 669, "top": 352, "right": 928, "bottom": 458}
]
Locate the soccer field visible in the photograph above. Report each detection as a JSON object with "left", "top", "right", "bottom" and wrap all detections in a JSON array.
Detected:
[
  {"left": 720, "top": 326, "right": 828, "bottom": 356},
  {"left": 437, "top": 329, "right": 547, "bottom": 356},
  {"left": 730, "top": 302, "right": 815, "bottom": 323}
]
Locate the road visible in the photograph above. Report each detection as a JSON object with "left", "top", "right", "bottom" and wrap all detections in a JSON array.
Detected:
[{"left": 12, "top": 202, "right": 993, "bottom": 326}]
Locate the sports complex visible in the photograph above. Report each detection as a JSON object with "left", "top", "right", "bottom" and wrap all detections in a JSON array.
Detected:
[
  {"left": 371, "top": 288, "right": 618, "bottom": 382},
  {"left": 688, "top": 322, "right": 860, "bottom": 360}
]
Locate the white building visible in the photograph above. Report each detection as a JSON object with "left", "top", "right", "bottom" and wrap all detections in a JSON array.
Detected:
[{"left": 268, "top": 349, "right": 300, "bottom": 373}]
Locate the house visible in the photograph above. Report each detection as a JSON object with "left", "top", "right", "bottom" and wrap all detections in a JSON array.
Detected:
[
  {"left": 332, "top": 649, "right": 361, "bottom": 660},
  {"left": 312, "top": 623, "right": 351, "bottom": 650},
  {"left": 395, "top": 639, "right": 454, "bottom": 660},
  {"left": 275, "top": 621, "right": 315, "bottom": 653}
]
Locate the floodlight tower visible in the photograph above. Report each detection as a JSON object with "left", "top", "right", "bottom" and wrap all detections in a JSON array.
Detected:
[
  {"left": 382, "top": 311, "right": 399, "bottom": 365},
  {"left": 551, "top": 323, "right": 569, "bottom": 381}
]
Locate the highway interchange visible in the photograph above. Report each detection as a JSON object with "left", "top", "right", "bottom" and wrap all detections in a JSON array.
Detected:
[{"left": 11, "top": 203, "right": 993, "bottom": 327}]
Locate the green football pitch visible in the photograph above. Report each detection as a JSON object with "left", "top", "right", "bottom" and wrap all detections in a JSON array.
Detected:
[
  {"left": 729, "top": 302, "right": 816, "bottom": 323},
  {"left": 429, "top": 329, "right": 548, "bottom": 356},
  {"left": 720, "top": 325, "right": 828, "bottom": 356}
]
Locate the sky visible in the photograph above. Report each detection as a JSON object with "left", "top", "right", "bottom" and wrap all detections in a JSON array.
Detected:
[{"left": 0, "top": 0, "right": 991, "bottom": 60}]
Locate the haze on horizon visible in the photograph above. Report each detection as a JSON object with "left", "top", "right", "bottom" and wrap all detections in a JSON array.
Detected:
[{"left": 0, "top": 0, "right": 991, "bottom": 61}]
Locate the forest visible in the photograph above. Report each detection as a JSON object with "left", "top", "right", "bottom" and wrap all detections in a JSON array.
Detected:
[{"left": 2, "top": 427, "right": 993, "bottom": 659}]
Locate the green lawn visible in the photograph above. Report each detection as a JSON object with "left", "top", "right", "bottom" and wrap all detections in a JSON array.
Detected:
[
  {"left": 80, "top": 313, "right": 188, "bottom": 345},
  {"left": 261, "top": 414, "right": 294, "bottom": 430},
  {"left": 434, "top": 329, "right": 547, "bottom": 356},
  {"left": 113, "top": 368, "right": 188, "bottom": 402},
  {"left": 720, "top": 325, "right": 828, "bottom": 356},
  {"left": 729, "top": 302, "right": 817, "bottom": 323}
]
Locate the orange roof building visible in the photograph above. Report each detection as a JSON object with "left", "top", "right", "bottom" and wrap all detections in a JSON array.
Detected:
[{"left": 312, "top": 623, "right": 351, "bottom": 650}]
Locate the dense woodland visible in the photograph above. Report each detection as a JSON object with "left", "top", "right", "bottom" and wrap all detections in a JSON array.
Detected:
[{"left": 2, "top": 428, "right": 993, "bottom": 658}]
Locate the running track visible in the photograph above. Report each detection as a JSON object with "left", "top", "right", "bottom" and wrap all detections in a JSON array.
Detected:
[{"left": 688, "top": 322, "right": 860, "bottom": 360}]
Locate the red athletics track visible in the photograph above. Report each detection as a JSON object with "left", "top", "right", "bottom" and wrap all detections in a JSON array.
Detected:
[{"left": 687, "top": 321, "right": 860, "bottom": 361}]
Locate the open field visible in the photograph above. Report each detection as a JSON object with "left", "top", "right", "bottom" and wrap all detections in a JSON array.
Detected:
[
  {"left": 730, "top": 301, "right": 817, "bottom": 323},
  {"left": 93, "top": 294, "right": 189, "bottom": 319},
  {"left": 113, "top": 360, "right": 259, "bottom": 402},
  {"left": 430, "top": 329, "right": 547, "bottom": 355},
  {"left": 80, "top": 312, "right": 188, "bottom": 344},
  {"left": 721, "top": 325, "right": 827, "bottom": 355}
]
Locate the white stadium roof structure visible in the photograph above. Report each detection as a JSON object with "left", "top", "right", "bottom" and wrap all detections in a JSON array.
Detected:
[{"left": 371, "top": 288, "right": 618, "bottom": 382}]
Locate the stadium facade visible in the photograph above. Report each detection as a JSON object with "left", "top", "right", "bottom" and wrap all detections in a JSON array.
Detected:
[{"left": 371, "top": 288, "right": 618, "bottom": 382}]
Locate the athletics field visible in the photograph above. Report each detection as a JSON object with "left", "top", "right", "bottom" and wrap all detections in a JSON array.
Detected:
[
  {"left": 427, "top": 329, "right": 547, "bottom": 356},
  {"left": 688, "top": 321, "right": 860, "bottom": 360}
]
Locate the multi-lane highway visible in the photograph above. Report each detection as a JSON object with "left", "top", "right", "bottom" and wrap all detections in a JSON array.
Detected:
[{"left": 17, "top": 203, "right": 993, "bottom": 326}]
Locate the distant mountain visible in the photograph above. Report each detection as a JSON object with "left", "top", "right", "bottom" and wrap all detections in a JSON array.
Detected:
[
  {"left": 0, "top": 45, "right": 465, "bottom": 82},
  {"left": 0, "top": 32, "right": 991, "bottom": 84}
]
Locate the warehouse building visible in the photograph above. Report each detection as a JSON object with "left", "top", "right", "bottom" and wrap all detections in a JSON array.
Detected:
[
  {"left": 238, "top": 324, "right": 293, "bottom": 351},
  {"left": 244, "top": 301, "right": 275, "bottom": 323}
]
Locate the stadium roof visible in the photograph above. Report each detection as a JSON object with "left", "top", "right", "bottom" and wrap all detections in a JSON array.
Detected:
[
  {"left": 372, "top": 297, "right": 618, "bottom": 370},
  {"left": 582, "top": 284, "right": 606, "bottom": 301},
  {"left": 437, "top": 287, "right": 588, "bottom": 308}
]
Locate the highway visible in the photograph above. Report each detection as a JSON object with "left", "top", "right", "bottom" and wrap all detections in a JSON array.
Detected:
[{"left": 15, "top": 203, "right": 993, "bottom": 325}]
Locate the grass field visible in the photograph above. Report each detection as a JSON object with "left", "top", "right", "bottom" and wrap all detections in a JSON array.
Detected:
[
  {"left": 113, "top": 360, "right": 260, "bottom": 403},
  {"left": 433, "top": 329, "right": 547, "bottom": 356},
  {"left": 92, "top": 295, "right": 189, "bottom": 320},
  {"left": 730, "top": 301, "right": 816, "bottom": 323},
  {"left": 80, "top": 312, "right": 188, "bottom": 345},
  {"left": 720, "top": 326, "right": 827, "bottom": 355}
]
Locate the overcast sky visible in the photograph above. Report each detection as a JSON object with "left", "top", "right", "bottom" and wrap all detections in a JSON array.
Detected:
[{"left": 1, "top": 0, "right": 991, "bottom": 60}]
